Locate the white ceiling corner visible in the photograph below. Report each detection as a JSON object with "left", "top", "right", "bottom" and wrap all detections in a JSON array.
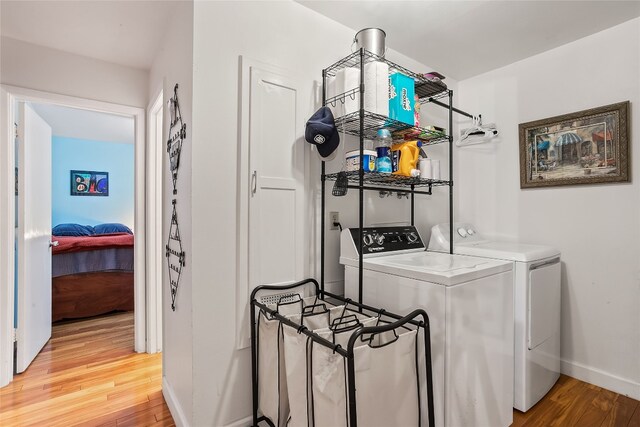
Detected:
[
  {"left": 297, "top": 1, "right": 640, "bottom": 80},
  {"left": 0, "top": 0, "right": 181, "bottom": 70}
]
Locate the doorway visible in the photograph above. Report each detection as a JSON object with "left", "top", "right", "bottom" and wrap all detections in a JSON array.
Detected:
[
  {"left": 17, "top": 101, "right": 136, "bottom": 373},
  {"left": 0, "top": 85, "right": 161, "bottom": 387}
]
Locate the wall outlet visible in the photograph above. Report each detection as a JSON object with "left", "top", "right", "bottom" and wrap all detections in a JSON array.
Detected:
[{"left": 330, "top": 212, "right": 339, "bottom": 230}]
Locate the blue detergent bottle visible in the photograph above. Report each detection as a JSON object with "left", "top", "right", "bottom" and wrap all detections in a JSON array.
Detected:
[{"left": 375, "top": 129, "right": 393, "bottom": 173}]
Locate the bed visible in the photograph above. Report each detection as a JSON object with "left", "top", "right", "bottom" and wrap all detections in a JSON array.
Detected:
[{"left": 52, "top": 226, "right": 134, "bottom": 322}]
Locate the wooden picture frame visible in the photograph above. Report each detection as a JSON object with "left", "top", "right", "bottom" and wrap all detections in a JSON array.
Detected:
[{"left": 519, "top": 101, "right": 630, "bottom": 188}]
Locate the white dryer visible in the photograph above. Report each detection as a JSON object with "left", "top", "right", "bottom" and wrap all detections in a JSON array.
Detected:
[
  {"left": 340, "top": 226, "right": 514, "bottom": 427},
  {"left": 429, "top": 223, "right": 561, "bottom": 412}
]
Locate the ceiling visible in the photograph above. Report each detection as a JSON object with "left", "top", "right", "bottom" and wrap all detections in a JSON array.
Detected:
[
  {"left": 298, "top": 1, "right": 640, "bottom": 80},
  {"left": 30, "top": 103, "right": 134, "bottom": 144},
  {"left": 2, "top": 1, "right": 638, "bottom": 77},
  {"left": 0, "top": 0, "right": 180, "bottom": 70}
]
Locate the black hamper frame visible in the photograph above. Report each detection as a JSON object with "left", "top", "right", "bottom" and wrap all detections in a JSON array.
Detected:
[{"left": 250, "top": 278, "right": 435, "bottom": 427}]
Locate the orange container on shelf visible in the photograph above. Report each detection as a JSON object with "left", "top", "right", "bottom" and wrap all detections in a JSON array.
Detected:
[{"left": 391, "top": 140, "right": 422, "bottom": 177}]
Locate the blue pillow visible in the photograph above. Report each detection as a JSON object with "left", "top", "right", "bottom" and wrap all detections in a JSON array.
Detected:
[
  {"left": 94, "top": 223, "right": 132, "bottom": 235},
  {"left": 52, "top": 223, "right": 95, "bottom": 237}
]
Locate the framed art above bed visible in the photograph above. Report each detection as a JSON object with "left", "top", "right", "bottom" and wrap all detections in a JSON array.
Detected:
[{"left": 70, "top": 170, "right": 109, "bottom": 196}]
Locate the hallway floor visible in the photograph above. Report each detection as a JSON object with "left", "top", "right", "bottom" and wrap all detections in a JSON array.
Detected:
[
  {"left": 1, "top": 312, "right": 638, "bottom": 426},
  {"left": 0, "top": 312, "right": 174, "bottom": 427}
]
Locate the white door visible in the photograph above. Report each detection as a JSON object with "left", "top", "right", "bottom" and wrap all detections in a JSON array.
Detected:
[
  {"left": 236, "top": 63, "right": 307, "bottom": 348},
  {"left": 16, "top": 102, "right": 52, "bottom": 373},
  {"left": 248, "top": 68, "right": 305, "bottom": 300}
]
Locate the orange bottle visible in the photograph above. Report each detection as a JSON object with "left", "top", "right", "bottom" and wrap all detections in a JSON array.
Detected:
[{"left": 391, "top": 140, "right": 421, "bottom": 176}]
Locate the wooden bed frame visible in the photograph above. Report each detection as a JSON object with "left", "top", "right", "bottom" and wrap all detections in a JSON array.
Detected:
[{"left": 52, "top": 272, "right": 134, "bottom": 322}]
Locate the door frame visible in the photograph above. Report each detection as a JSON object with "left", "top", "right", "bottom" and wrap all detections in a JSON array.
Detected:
[
  {"left": 146, "top": 87, "right": 163, "bottom": 354},
  {"left": 0, "top": 85, "right": 147, "bottom": 387}
]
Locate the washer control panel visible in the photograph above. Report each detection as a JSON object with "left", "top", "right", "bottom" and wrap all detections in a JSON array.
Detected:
[{"left": 349, "top": 226, "right": 425, "bottom": 255}]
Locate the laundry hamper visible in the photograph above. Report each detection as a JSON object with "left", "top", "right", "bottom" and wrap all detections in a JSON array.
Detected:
[{"left": 250, "top": 278, "right": 435, "bottom": 427}]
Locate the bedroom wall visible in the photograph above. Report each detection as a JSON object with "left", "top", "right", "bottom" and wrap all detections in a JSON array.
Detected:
[
  {"left": 51, "top": 136, "right": 134, "bottom": 228},
  {"left": 456, "top": 17, "right": 640, "bottom": 398}
]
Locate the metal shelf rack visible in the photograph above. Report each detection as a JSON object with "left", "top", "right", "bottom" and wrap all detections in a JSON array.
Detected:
[
  {"left": 331, "top": 110, "right": 449, "bottom": 143},
  {"left": 320, "top": 48, "right": 456, "bottom": 304}
]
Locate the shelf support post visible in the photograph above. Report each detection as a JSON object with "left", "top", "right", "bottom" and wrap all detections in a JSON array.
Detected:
[
  {"left": 448, "top": 90, "right": 454, "bottom": 254},
  {"left": 321, "top": 69, "right": 327, "bottom": 293},
  {"left": 358, "top": 48, "right": 365, "bottom": 306},
  {"left": 411, "top": 184, "right": 415, "bottom": 226}
]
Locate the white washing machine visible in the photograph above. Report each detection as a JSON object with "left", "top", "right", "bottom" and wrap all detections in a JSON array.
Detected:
[
  {"left": 340, "top": 226, "right": 514, "bottom": 427},
  {"left": 429, "top": 223, "right": 561, "bottom": 412}
]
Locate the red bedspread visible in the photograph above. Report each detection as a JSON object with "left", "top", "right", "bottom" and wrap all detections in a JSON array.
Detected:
[{"left": 52, "top": 233, "right": 134, "bottom": 255}]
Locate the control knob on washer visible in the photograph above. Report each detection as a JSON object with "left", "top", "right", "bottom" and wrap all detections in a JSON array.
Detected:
[
  {"left": 374, "top": 234, "right": 385, "bottom": 245},
  {"left": 407, "top": 232, "right": 419, "bottom": 243},
  {"left": 363, "top": 234, "right": 374, "bottom": 246}
]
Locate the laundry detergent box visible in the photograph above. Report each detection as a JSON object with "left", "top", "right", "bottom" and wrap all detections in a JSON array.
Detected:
[{"left": 388, "top": 72, "right": 415, "bottom": 125}]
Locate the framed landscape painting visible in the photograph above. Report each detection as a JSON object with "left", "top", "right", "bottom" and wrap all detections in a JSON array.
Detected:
[
  {"left": 519, "top": 101, "right": 629, "bottom": 188},
  {"left": 70, "top": 170, "right": 109, "bottom": 196}
]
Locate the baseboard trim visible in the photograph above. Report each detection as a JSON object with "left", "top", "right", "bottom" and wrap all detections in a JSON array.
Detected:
[
  {"left": 561, "top": 358, "right": 640, "bottom": 400},
  {"left": 223, "top": 415, "right": 253, "bottom": 427},
  {"left": 163, "top": 376, "right": 190, "bottom": 427},
  {"left": 323, "top": 279, "right": 344, "bottom": 296}
]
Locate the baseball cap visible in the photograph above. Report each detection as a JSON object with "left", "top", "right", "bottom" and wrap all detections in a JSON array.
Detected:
[{"left": 305, "top": 107, "right": 340, "bottom": 160}]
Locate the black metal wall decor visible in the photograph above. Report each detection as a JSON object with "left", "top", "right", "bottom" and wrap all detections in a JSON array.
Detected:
[
  {"left": 167, "top": 83, "right": 186, "bottom": 195},
  {"left": 165, "top": 83, "right": 187, "bottom": 311},
  {"left": 166, "top": 199, "right": 185, "bottom": 311}
]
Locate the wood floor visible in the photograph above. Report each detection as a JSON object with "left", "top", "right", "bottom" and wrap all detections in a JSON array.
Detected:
[
  {"left": 513, "top": 375, "right": 640, "bottom": 427},
  {"left": 0, "top": 312, "right": 174, "bottom": 427},
  {"left": 1, "top": 312, "right": 637, "bottom": 427}
]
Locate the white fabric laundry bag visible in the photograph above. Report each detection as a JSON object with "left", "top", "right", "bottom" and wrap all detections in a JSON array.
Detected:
[
  {"left": 257, "top": 296, "right": 317, "bottom": 427},
  {"left": 282, "top": 303, "right": 349, "bottom": 427},
  {"left": 354, "top": 329, "right": 420, "bottom": 427},
  {"left": 309, "top": 316, "right": 378, "bottom": 427},
  {"left": 258, "top": 310, "right": 289, "bottom": 427}
]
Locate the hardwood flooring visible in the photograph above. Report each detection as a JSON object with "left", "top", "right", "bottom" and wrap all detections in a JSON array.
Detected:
[
  {"left": 0, "top": 312, "right": 174, "bottom": 427},
  {"left": 1, "top": 312, "right": 637, "bottom": 426},
  {"left": 513, "top": 374, "right": 640, "bottom": 427}
]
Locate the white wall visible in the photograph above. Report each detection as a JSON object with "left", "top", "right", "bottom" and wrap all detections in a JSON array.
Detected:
[
  {"left": 148, "top": 2, "right": 194, "bottom": 426},
  {"left": 0, "top": 36, "right": 148, "bottom": 108},
  {"left": 457, "top": 18, "right": 640, "bottom": 398},
  {"left": 190, "top": 1, "right": 455, "bottom": 425}
]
